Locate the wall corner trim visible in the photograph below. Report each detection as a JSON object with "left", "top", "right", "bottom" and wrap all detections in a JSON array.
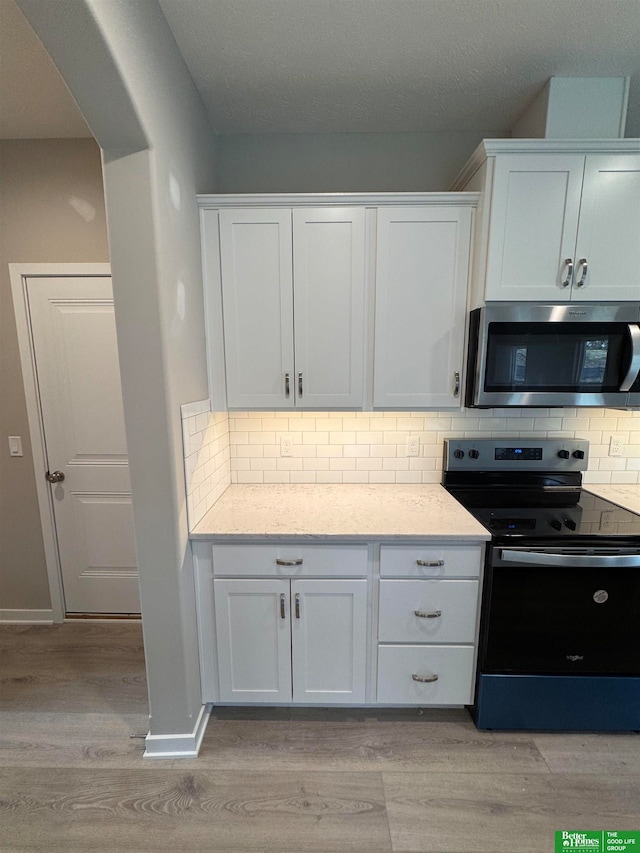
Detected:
[{"left": 143, "top": 703, "right": 211, "bottom": 759}]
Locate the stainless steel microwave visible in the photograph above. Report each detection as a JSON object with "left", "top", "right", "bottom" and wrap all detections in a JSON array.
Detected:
[{"left": 466, "top": 303, "right": 640, "bottom": 408}]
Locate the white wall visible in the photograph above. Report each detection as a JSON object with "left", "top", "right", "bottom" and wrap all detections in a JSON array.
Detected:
[
  {"left": 0, "top": 139, "right": 110, "bottom": 613},
  {"left": 216, "top": 131, "right": 504, "bottom": 193},
  {"left": 17, "top": 0, "right": 218, "bottom": 744}
]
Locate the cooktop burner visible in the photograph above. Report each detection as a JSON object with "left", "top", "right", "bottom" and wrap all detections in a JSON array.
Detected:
[
  {"left": 442, "top": 438, "right": 640, "bottom": 541},
  {"left": 447, "top": 486, "right": 640, "bottom": 539}
]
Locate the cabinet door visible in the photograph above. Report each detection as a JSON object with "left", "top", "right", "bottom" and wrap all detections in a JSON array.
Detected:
[
  {"left": 485, "top": 154, "right": 585, "bottom": 301},
  {"left": 214, "top": 579, "right": 292, "bottom": 702},
  {"left": 219, "top": 209, "right": 294, "bottom": 408},
  {"left": 293, "top": 208, "right": 366, "bottom": 408},
  {"left": 374, "top": 206, "right": 471, "bottom": 408},
  {"left": 291, "top": 579, "right": 367, "bottom": 704},
  {"left": 573, "top": 154, "right": 640, "bottom": 301}
]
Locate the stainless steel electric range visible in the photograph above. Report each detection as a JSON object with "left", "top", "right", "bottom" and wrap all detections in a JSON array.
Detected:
[{"left": 443, "top": 438, "right": 640, "bottom": 732}]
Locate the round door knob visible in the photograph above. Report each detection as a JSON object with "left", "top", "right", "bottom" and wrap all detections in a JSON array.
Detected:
[
  {"left": 557, "top": 450, "right": 570, "bottom": 459},
  {"left": 572, "top": 450, "right": 585, "bottom": 459},
  {"left": 468, "top": 449, "right": 480, "bottom": 459},
  {"left": 46, "top": 470, "right": 65, "bottom": 483},
  {"left": 453, "top": 449, "right": 465, "bottom": 459}
]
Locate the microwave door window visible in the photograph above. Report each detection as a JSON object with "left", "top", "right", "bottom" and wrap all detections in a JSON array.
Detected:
[{"left": 484, "top": 323, "right": 629, "bottom": 393}]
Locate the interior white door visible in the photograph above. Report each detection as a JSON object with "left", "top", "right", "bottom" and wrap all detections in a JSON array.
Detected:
[
  {"left": 27, "top": 276, "right": 140, "bottom": 614},
  {"left": 291, "top": 579, "right": 367, "bottom": 703}
]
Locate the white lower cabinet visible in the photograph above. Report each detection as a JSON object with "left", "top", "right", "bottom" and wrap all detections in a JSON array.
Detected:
[
  {"left": 377, "top": 645, "right": 475, "bottom": 705},
  {"left": 214, "top": 577, "right": 368, "bottom": 704},
  {"left": 196, "top": 539, "right": 483, "bottom": 708},
  {"left": 376, "top": 544, "right": 482, "bottom": 706}
]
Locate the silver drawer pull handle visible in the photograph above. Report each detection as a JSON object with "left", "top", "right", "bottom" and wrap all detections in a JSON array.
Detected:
[
  {"left": 280, "top": 593, "right": 286, "bottom": 619},
  {"left": 416, "top": 559, "right": 444, "bottom": 567},
  {"left": 453, "top": 371, "right": 460, "bottom": 397},
  {"left": 412, "top": 673, "right": 438, "bottom": 683},
  {"left": 561, "top": 258, "right": 573, "bottom": 288},
  {"left": 576, "top": 257, "right": 588, "bottom": 287},
  {"left": 276, "top": 558, "right": 303, "bottom": 566},
  {"left": 284, "top": 372, "right": 290, "bottom": 398},
  {"left": 295, "top": 593, "right": 301, "bottom": 619},
  {"left": 414, "top": 609, "right": 442, "bottom": 619}
]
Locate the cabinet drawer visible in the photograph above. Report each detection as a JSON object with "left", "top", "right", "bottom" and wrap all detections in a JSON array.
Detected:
[
  {"left": 212, "top": 544, "right": 368, "bottom": 577},
  {"left": 377, "top": 645, "right": 474, "bottom": 705},
  {"left": 378, "top": 580, "right": 478, "bottom": 643},
  {"left": 380, "top": 544, "right": 482, "bottom": 578}
]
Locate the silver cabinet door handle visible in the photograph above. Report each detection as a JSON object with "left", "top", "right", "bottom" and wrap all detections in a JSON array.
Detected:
[
  {"left": 295, "top": 593, "right": 301, "bottom": 619},
  {"left": 561, "top": 258, "right": 573, "bottom": 288},
  {"left": 416, "top": 559, "right": 445, "bottom": 567},
  {"left": 575, "top": 258, "right": 588, "bottom": 287},
  {"left": 414, "top": 609, "right": 442, "bottom": 619},
  {"left": 284, "top": 372, "right": 290, "bottom": 398},
  {"left": 412, "top": 673, "right": 438, "bottom": 683},
  {"left": 45, "top": 470, "right": 65, "bottom": 483},
  {"left": 620, "top": 324, "right": 640, "bottom": 392},
  {"left": 276, "top": 558, "right": 303, "bottom": 566},
  {"left": 280, "top": 593, "right": 286, "bottom": 619},
  {"left": 298, "top": 372, "right": 303, "bottom": 398},
  {"left": 453, "top": 371, "right": 460, "bottom": 397}
]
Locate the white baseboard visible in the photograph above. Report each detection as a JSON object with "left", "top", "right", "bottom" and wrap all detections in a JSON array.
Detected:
[
  {"left": 0, "top": 609, "right": 54, "bottom": 623},
  {"left": 143, "top": 703, "right": 211, "bottom": 759}
]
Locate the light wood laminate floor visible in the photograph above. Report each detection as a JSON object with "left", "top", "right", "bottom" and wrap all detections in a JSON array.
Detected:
[{"left": 1, "top": 623, "right": 638, "bottom": 852}]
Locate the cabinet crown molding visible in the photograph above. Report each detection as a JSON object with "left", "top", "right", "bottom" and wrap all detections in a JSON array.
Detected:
[
  {"left": 197, "top": 192, "right": 480, "bottom": 208},
  {"left": 451, "top": 137, "right": 640, "bottom": 190}
]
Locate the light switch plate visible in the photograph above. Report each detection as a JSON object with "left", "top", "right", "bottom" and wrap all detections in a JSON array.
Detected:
[{"left": 8, "top": 436, "right": 23, "bottom": 457}]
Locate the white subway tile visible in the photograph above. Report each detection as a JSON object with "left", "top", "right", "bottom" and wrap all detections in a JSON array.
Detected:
[
  {"left": 344, "top": 444, "right": 370, "bottom": 457},
  {"left": 317, "top": 444, "right": 340, "bottom": 457},
  {"left": 315, "top": 418, "right": 337, "bottom": 432},
  {"left": 277, "top": 458, "right": 303, "bottom": 471},
  {"left": 263, "top": 471, "right": 291, "bottom": 484},
  {"left": 356, "top": 431, "right": 384, "bottom": 444},
  {"left": 230, "top": 458, "right": 250, "bottom": 471},
  {"left": 237, "top": 471, "right": 264, "bottom": 483},
  {"left": 330, "top": 458, "right": 356, "bottom": 470},
  {"left": 369, "top": 472, "right": 397, "bottom": 483},
  {"left": 330, "top": 431, "right": 357, "bottom": 444},
  {"left": 304, "top": 457, "right": 329, "bottom": 470},
  {"left": 237, "top": 444, "right": 262, "bottom": 457},
  {"left": 395, "top": 471, "right": 422, "bottom": 483},
  {"left": 288, "top": 419, "right": 316, "bottom": 432},
  {"left": 371, "top": 417, "right": 395, "bottom": 431},
  {"left": 250, "top": 458, "right": 277, "bottom": 470},
  {"left": 371, "top": 444, "right": 396, "bottom": 458},
  {"left": 342, "top": 472, "right": 369, "bottom": 483},
  {"left": 250, "top": 431, "right": 276, "bottom": 444},
  {"left": 290, "top": 472, "right": 317, "bottom": 483},
  {"left": 316, "top": 471, "right": 344, "bottom": 483},
  {"left": 383, "top": 458, "right": 410, "bottom": 471},
  {"left": 356, "top": 458, "right": 383, "bottom": 471},
  {"left": 302, "top": 432, "right": 329, "bottom": 445}
]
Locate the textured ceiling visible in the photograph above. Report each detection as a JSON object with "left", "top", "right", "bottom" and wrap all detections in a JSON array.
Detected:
[
  {"left": 2, "top": 0, "right": 639, "bottom": 140},
  {"left": 0, "top": 0, "right": 91, "bottom": 139},
  {"left": 158, "top": 0, "right": 640, "bottom": 136}
]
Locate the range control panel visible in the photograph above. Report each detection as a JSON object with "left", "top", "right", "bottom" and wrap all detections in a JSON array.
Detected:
[{"left": 444, "top": 438, "right": 589, "bottom": 472}]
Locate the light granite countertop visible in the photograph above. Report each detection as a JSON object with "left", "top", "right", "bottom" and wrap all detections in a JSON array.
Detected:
[
  {"left": 585, "top": 484, "right": 640, "bottom": 515},
  {"left": 190, "top": 484, "right": 490, "bottom": 542}
]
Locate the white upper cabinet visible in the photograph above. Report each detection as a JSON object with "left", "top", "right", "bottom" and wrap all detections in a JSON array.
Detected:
[
  {"left": 220, "top": 209, "right": 294, "bottom": 408},
  {"left": 373, "top": 206, "right": 472, "bottom": 408},
  {"left": 485, "top": 154, "right": 585, "bottom": 301},
  {"left": 455, "top": 141, "right": 640, "bottom": 304},
  {"left": 293, "top": 208, "right": 366, "bottom": 408},
  {"left": 219, "top": 206, "right": 366, "bottom": 409},
  {"left": 573, "top": 155, "right": 640, "bottom": 301}
]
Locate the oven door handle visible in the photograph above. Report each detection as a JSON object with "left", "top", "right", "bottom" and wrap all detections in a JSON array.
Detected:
[
  {"left": 620, "top": 324, "right": 640, "bottom": 392},
  {"left": 500, "top": 549, "right": 640, "bottom": 568}
]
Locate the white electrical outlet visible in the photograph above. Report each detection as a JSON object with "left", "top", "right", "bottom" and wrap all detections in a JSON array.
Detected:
[
  {"left": 281, "top": 435, "right": 293, "bottom": 457},
  {"left": 608, "top": 435, "right": 623, "bottom": 457},
  {"left": 406, "top": 436, "right": 420, "bottom": 457}
]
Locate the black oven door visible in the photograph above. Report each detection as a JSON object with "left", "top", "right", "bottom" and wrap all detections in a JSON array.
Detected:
[{"left": 481, "top": 546, "right": 640, "bottom": 676}]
